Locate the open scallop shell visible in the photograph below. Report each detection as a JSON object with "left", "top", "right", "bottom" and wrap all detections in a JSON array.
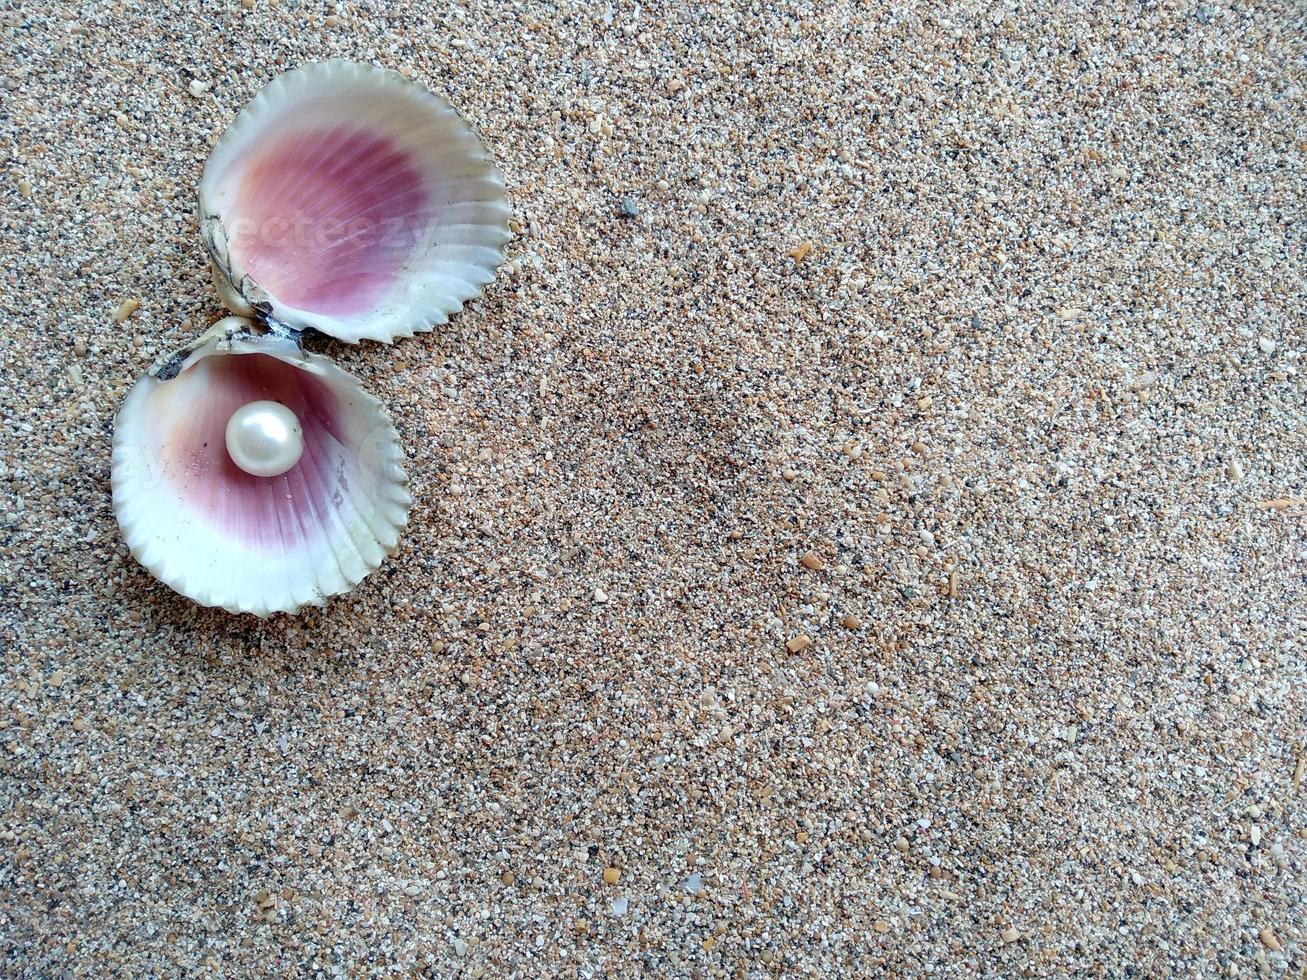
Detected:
[
  {"left": 111, "top": 317, "right": 411, "bottom": 616},
  {"left": 198, "top": 60, "right": 510, "bottom": 344}
]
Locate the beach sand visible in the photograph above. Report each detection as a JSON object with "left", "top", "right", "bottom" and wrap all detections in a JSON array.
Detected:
[{"left": 1, "top": 0, "right": 1303, "bottom": 974}]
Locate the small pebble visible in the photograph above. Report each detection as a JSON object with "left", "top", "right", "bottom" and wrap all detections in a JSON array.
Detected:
[{"left": 113, "top": 298, "right": 140, "bottom": 322}]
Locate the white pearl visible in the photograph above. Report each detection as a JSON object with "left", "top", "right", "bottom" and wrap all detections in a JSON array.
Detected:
[{"left": 225, "top": 400, "right": 303, "bottom": 477}]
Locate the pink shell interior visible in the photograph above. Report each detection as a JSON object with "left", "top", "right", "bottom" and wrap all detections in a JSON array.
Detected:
[
  {"left": 227, "top": 125, "right": 427, "bottom": 316},
  {"left": 151, "top": 353, "right": 358, "bottom": 548}
]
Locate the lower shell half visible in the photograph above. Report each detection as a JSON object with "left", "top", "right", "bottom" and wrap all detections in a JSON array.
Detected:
[{"left": 111, "top": 317, "right": 412, "bottom": 616}]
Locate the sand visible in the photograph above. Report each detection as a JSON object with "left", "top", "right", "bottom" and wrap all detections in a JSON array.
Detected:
[{"left": 1, "top": 0, "right": 1304, "bottom": 975}]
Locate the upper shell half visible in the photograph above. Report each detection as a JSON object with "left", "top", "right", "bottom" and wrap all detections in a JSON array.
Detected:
[
  {"left": 199, "top": 60, "right": 510, "bottom": 344},
  {"left": 111, "top": 317, "right": 412, "bottom": 616}
]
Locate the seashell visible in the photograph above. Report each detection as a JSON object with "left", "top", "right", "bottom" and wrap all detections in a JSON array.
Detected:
[
  {"left": 199, "top": 60, "right": 510, "bottom": 344},
  {"left": 112, "top": 316, "right": 411, "bottom": 616}
]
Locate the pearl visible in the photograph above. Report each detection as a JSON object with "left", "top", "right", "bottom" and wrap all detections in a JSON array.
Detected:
[{"left": 225, "top": 400, "right": 303, "bottom": 477}]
